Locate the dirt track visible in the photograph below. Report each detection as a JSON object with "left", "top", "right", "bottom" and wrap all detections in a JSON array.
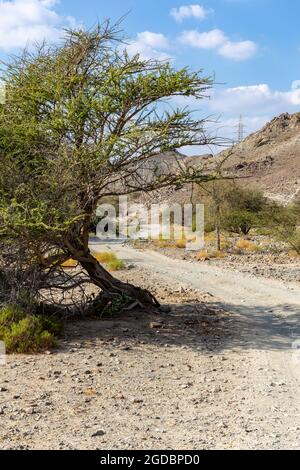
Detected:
[{"left": 0, "top": 244, "right": 300, "bottom": 450}]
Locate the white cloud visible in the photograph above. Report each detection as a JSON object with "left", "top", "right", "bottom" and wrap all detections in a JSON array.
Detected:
[
  {"left": 218, "top": 40, "right": 257, "bottom": 60},
  {"left": 178, "top": 27, "right": 258, "bottom": 61},
  {"left": 179, "top": 29, "right": 227, "bottom": 49},
  {"left": 135, "top": 31, "right": 169, "bottom": 50},
  {"left": 170, "top": 4, "right": 212, "bottom": 22},
  {"left": 174, "top": 81, "right": 300, "bottom": 153},
  {"left": 176, "top": 82, "right": 300, "bottom": 121},
  {"left": 126, "top": 31, "right": 172, "bottom": 61},
  {"left": 209, "top": 83, "right": 300, "bottom": 116},
  {"left": 0, "top": 0, "right": 77, "bottom": 51},
  {"left": 292, "top": 80, "right": 300, "bottom": 90}
]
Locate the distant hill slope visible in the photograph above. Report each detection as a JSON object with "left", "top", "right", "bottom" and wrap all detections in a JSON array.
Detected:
[
  {"left": 217, "top": 112, "right": 300, "bottom": 204},
  {"left": 133, "top": 112, "right": 300, "bottom": 205}
]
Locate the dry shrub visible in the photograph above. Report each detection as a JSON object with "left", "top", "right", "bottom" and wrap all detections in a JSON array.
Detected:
[
  {"left": 235, "top": 239, "right": 260, "bottom": 252},
  {"left": 153, "top": 240, "right": 174, "bottom": 248},
  {"left": 175, "top": 239, "right": 186, "bottom": 249},
  {"left": 204, "top": 232, "right": 215, "bottom": 244},
  {"left": 221, "top": 236, "right": 231, "bottom": 250},
  {"left": 288, "top": 250, "right": 300, "bottom": 259},
  {"left": 210, "top": 250, "right": 226, "bottom": 259},
  {"left": 196, "top": 250, "right": 226, "bottom": 261},
  {"left": 196, "top": 250, "right": 210, "bottom": 261},
  {"left": 204, "top": 233, "right": 230, "bottom": 250}
]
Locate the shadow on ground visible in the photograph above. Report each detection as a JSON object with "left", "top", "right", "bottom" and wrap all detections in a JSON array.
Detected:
[{"left": 61, "top": 298, "right": 300, "bottom": 354}]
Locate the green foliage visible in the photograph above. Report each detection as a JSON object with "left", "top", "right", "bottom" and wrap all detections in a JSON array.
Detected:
[
  {"left": 220, "top": 186, "right": 267, "bottom": 235},
  {"left": 286, "top": 230, "right": 300, "bottom": 254},
  {"left": 0, "top": 304, "right": 61, "bottom": 353},
  {"left": 222, "top": 210, "right": 257, "bottom": 235},
  {"left": 102, "top": 294, "right": 134, "bottom": 317},
  {"left": 91, "top": 251, "right": 124, "bottom": 270},
  {"left": 107, "top": 259, "right": 125, "bottom": 271},
  {"left": 225, "top": 187, "right": 266, "bottom": 213},
  {"left": 262, "top": 198, "right": 300, "bottom": 253},
  {"left": 0, "top": 24, "right": 213, "bottom": 244},
  {"left": 0, "top": 304, "right": 25, "bottom": 328},
  {"left": 0, "top": 22, "right": 214, "bottom": 310},
  {"left": 195, "top": 181, "right": 267, "bottom": 236}
]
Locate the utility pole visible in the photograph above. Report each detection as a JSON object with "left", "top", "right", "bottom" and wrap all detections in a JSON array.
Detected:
[{"left": 235, "top": 114, "right": 246, "bottom": 144}]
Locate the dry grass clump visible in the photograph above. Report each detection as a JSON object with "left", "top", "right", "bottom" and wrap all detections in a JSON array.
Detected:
[
  {"left": 152, "top": 239, "right": 174, "bottom": 248},
  {"left": 204, "top": 232, "right": 230, "bottom": 250},
  {"left": 61, "top": 252, "right": 125, "bottom": 271},
  {"left": 91, "top": 251, "right": 117, "bottom": 263},
  {"left": 288, "top": 250, "right": 300, "bottom": 259},
  {"left": 175, "top": 238, "right": 187, "bottom": 249},
  {"left": 211, "top": 250, "right": 226, "bottom": 259},
  {"left": 204, "top": 232, "right": 215, "bottom": 244},
  {"left": 61, "top": 258, "right": 78, "bottom": 268},
  {"left": 196, "top": 250, "right": 210, "bottom": 261},
  {"left": 152, "top": 236, "right": 187, "bottom": 249},
  {"left": 235, "top": 239, "right": 260, "bottom": 252},
  {"left": 196, "top": 250, "right": 226, "bottom": 261},
  {"left": 91, "top": 251, "right": 125, "bottom": 271}
]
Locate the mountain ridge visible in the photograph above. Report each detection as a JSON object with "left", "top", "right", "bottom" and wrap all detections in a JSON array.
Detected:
[{"left": 216, "top": 112, "right": 300, "bottom": 203}]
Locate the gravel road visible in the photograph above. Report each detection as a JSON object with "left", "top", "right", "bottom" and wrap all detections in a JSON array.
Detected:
[{"left": 0, "top": 243, "right": 299, "bottom": 450}]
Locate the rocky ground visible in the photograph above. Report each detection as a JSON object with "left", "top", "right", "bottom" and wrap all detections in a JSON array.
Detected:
[
  {"left": 0, "top": 265, "right": 299, "bottom": 450},
  {"left": 137, "top": 236, "right": 300, "bottom": 284},
  {"left": 199, "top": 252, "right": 300, "bottom": 284}
]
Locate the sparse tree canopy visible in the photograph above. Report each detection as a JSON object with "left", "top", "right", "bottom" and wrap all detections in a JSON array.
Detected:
[{"left": 0, "top": 22, "right": 218, "bottom": 311}]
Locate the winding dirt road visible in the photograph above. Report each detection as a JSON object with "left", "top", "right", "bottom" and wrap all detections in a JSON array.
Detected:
[
  {"left": 90, "top": 241, "right": 300, "bottom": 449},
  {"left": 92, "top": 242, "right": 300, "bottom": 341},
  {"left": 1, "top": 243, "right": 300, "bottom": 450}
]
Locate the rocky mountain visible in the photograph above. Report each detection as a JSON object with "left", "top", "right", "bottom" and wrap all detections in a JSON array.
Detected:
[
  {"left": 133, "top": 112, "right": 300, "bottom": 206},
  {"left": 216, "top": 112, "right": 300, "bottom": 204}
]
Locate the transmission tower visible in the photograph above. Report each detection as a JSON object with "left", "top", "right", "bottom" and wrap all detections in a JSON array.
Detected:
[{"left": 235, "top": 114, "right": 246, "bottom": 144}]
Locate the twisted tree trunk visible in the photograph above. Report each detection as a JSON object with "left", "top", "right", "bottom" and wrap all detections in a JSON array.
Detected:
[{"left": 77, "top": 250, "right": 160, "bottom": 308}]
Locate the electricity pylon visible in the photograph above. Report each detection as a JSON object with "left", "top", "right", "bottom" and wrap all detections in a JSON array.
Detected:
[{"left": 235, "top": 115, "right": 246, "bottom": 144}]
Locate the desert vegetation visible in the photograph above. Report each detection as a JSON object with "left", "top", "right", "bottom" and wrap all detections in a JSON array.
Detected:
[
  {"left": 144, "top": 182, "right": 299, "bottom": 278},
  {"left": 0, "top": 22, "right": 297, "bottom": 356},
  {"left": 0, "top": 22, "right": 222, "bottom": 351}
]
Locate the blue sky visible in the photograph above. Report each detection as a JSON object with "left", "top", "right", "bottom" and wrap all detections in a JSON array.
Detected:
[{"left": 0, "top": 0, "right": 300, "bottom": 152}]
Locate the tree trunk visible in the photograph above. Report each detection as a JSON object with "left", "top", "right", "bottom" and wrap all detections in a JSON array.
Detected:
[
  {"left": 215, "top": 204, "right": 221, "bottom": 251},
  {"left": 77, "top": 250, "right": 160, "bottom": 308}
]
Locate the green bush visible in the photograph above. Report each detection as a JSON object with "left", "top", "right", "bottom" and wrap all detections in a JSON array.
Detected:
[
  {"left": 194, "top": 182, "right": 267, "bottom": 239},
  {"left": 0, "top": 304, "right": 61, "bottom": 353},
  {"left": 220, "top": 186, "right": 267, "bottom": 235},
  {"left": 0, "top": 304, "right": 25, "bottom": 328},
  {"left": 222, "top": 210, "right": 257, "bottom": 235},
  {"left": 262, "top": 199, "right": 300, "bottom": 253},
  {"left": 224, "top": 186, "right": 266, "bottom": 213},
  {"left": 286, "top": 229, "right": 300, "bottom": 255}
]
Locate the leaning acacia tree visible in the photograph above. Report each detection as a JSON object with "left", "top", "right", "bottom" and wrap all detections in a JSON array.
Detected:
[{"left": 0, "top": 23, "right": 219, "bottom": 311}]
